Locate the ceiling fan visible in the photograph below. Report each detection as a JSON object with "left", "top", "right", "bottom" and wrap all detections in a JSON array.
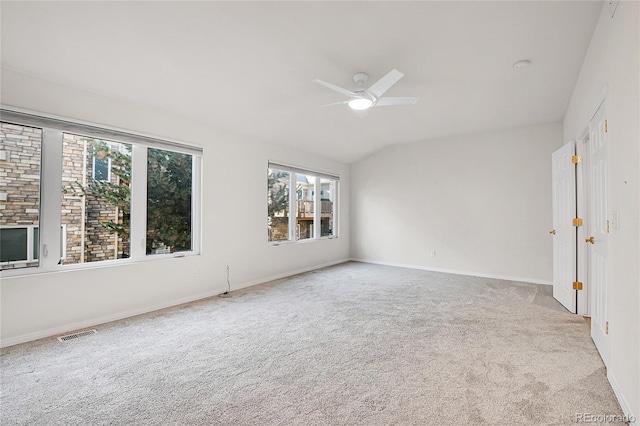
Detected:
[{"left": 312, "top": 69, "right": 418, "bottom": 117}]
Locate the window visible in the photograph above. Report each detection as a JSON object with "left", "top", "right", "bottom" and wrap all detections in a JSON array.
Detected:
[
  {"left": 92, "top": 156, "right": 111, "bottom": 182},
  {"left": 267, "top": 168, "right": 290, "bottom": 242},
  {"left": 0, "top": 227, "right": 34, "bottom": 265},
  {"left": 320, "top": 178, "right": 335, "bottom": 237},
  {"left": 267, "top": 162, "right": 339, "bottom": 243},
  {"left": 146, "top": 148, "right": 193, "bottom": 255},
  {"left": 0, "top": 122, "right": 42, "bottom": 270},
  {"left": 1, "top": 109, "right": 202, "bottom": 274},
  {"left": 296, "top": 174, "right": 315, "bottom": 240},
  {"left": 61, "top": 134, "right": 132, "bottom": 264}
]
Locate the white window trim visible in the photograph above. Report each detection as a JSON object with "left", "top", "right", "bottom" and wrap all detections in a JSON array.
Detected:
[
  {"left": 267, "top": 162, "right": 339, "bottom": 246},
  {"left": 0, "top": 108, "right": 202, "bottom": 277}
]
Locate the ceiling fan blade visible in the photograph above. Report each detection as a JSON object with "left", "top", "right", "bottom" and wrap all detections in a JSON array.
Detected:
[
  {"left": 375, "top": 96, "right": 419, "bottom": 106},
  {"left": 367, "top": 69, "right": 404, "bottom": 98},
  {"left": 312, "top": 79, "right": 357, "bottom": 97},
  {"left": 315, "top": 101, "right": 348, "bottom": 108}
]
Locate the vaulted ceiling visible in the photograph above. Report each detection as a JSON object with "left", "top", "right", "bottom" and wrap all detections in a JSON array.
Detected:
[{"left": 1, "top": 1, "right": 602, "bottom": 163}]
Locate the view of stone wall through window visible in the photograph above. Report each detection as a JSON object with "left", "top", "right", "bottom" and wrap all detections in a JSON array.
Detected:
[
  {"left": 61, "top": 134, "right": 131, "bottom": 264},
  {"left": 2, "top": 120, "right": 197, "bottom": 270},
  {"left": 0, "top": 122, "right": 42, "bottom": 270}
]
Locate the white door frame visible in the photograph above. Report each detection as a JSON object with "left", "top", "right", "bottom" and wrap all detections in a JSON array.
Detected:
[{"left": 576, "top": 130, "right": 590, "bottom": 316}]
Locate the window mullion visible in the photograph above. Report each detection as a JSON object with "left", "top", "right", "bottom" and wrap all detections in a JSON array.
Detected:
[
  {"left": 129, "top": 145, "right": 147, "bottom": 260},
  {"left": 26, "top": 226, "right": 34, "bottom": 262},
  {"left": 289, "top": 173, "right": 297, "bottom": 241},
  {"left": 314, "top": 177, "right": 320, "bottom": 239},
  {"left": 191, "top": 155, "right": 202, "bottom": 253},
  {"left": 39, "top": 128, "right": 63, "bottom": 269},
  {"left": 334, "top": 181, "right": 339, "bottom": 237}
]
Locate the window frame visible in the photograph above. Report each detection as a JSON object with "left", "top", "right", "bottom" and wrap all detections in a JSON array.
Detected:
[
  {"left": 0, "top": 108, "right": 202, "bottom": 277},
  {"left": 267, "top": 161, "right": 339, "bottom": 246}
]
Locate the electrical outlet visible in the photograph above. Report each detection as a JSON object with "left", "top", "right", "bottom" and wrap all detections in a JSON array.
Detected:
[{"left": 195, "top": 268, "right": 201, "bottom": 277}]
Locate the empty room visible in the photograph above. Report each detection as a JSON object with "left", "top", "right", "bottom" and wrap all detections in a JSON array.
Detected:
[{"left": 0, "top": 1, "right": 638, "bottom": 425}]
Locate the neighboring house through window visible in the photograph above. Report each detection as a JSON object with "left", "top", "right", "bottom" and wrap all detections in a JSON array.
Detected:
[{"left": 267, "top": 162, "right": 339, "bottom": 244}]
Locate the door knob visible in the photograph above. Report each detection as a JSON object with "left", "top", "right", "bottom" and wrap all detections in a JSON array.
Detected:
[
  {"left": 585, "top": 236, "right": 595, "bottom": 244},
  {"left": 549, "top": 230, "right": 556, "bottom": 234}
]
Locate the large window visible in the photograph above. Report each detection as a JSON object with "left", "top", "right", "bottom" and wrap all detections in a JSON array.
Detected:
[
  {"left": 267, "top": 162, "right": 338, "bottom": 243},
  {"left": 0, "top": 122, "right": 42, "bottom": 270},
  {"left": 296, "top": 174, "right": 315, "bottom": 240},
  {"left": 267, "top": 168, "right": 290, "bottom": 242},
  {"left": 146, "top": 148, "right": 193, "bottom": 255},
  {"left": 319, "top": 178, "right": 335, "bottom": 237},
  {"left": 0, "top": 110, "right": 202, "bottom": 274},
  {"left": 61, "top": 134, "right": 132, "bottom": 264}
]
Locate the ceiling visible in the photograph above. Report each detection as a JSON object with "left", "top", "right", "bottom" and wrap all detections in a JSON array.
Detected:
[{"left": 1, "top": 1, "right": 602, "bottom": 163}]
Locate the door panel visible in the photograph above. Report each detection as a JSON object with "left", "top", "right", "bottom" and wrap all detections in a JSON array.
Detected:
[
  {"left": 588, "top": 100, "right": 609, "bottom": 366},
  {"left": 551, "top": 141, "right": 576, "bottom": 313}
]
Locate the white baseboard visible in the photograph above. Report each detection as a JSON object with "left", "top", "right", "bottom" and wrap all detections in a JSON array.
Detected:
[
  {"left": 349, "top": 258, "right": 552, "bottom": 286},
  {"left": 608, "top": 370, "right": 637, "bottom": 423},
  {"left": 0, "top": 288, "right": 221, "bottom": 348},
  {"left": 230, "top": 258, "right": 351, "bottom": 292},
  {"left": 0, "top": 258, "right": 351, "bottom": 348}
]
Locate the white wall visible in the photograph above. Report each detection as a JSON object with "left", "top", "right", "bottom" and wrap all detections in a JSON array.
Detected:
[
  {"left": 563, "top": 1, "right": 639, "bottom": 418},
  {"left": 0, "top": 70, "right": 350, "bottom": 346},
  {"left": 350, "top": 122, "right": 563, "bottom": 284}
]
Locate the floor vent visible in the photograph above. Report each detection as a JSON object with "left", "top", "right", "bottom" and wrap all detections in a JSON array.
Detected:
[{"left": 57, "top": 329, "right": 97, "bottom": 342}]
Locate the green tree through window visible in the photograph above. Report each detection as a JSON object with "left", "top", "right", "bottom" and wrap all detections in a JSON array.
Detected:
[{"left": 146, "top": 148, "right": 193, "bottom": 254}]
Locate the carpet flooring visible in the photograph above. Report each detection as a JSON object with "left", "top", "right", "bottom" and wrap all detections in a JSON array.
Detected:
[{"left": 0, "top": 262, "right": 624, "bottom": 425}]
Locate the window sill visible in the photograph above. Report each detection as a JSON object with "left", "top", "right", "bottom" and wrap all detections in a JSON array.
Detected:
[
  {"left": 269, "top": 236, "right": 338, "bottom": 247},
  {"left": 0, "top": 251, "right": 200, "bottom": 279}
]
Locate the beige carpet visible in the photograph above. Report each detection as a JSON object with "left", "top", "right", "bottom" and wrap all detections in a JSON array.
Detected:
[{"left": 0, "top": 262, "right": 623, "bottom": 425}]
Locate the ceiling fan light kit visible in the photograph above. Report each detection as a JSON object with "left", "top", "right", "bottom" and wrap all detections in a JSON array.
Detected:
[
  {"left": 313, "top": 69, "right": 418, "bottom": 116},
  {"left": 348, "top": 98, "right": 374, "bottom": 110}
]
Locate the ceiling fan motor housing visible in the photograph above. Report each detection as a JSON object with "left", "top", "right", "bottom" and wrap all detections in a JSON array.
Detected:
[{"left": 353, "top": 72, "right": 369, "bottom": 86}]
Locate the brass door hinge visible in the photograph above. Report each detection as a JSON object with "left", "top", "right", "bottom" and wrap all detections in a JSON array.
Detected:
[
  {"left": 606, "top": 321, "right": 609, "bottom": 334},
  {"left": 606, "top": 220, "right": 610, "bottom": 234},
  {"left": 573, "top": 281, "right": 583, "bottom": 290},
  {"left": 571, "top": 155, "right": 582, "bottom": 164},
  {"left": 573, "top": 218, "right": 583, "bottom": 227},
  {"left": 604, "top": 120, "right": 608, "bottom": 133}
]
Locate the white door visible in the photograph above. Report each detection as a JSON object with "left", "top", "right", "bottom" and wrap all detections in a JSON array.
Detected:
[
  {"left": 551, "top": 141, "right": 576, "bottom": 313},
  {"left": 588, "top": 101, "right": 609, "bottom": 366}
]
